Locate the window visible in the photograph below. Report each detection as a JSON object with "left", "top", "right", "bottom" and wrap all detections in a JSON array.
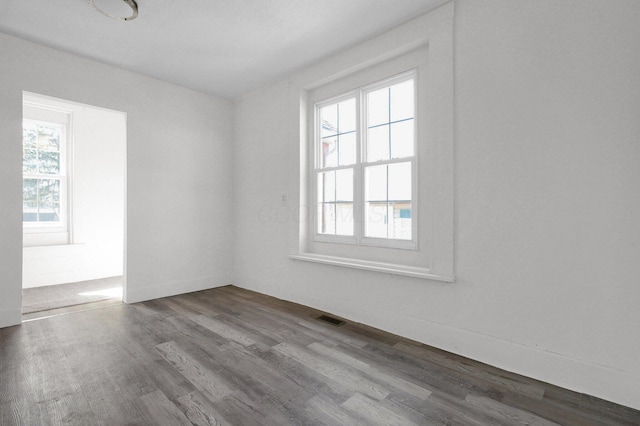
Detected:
[
  {"left": 22, "top": 120, "right": 66, "bottom": 226},
  {"left": 315, "top": 72, "right": 416, "bottom": 248},
  {"left": 292, "top": 4, "right": 454, "bottom": 281},
  {"left": 22, "top": 101, "right": 71, "bottom": 245}
]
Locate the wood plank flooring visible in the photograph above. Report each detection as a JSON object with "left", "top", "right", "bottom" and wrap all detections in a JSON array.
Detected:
[{"left": 1, "top": 285, "right": 638, "bottom": 425}]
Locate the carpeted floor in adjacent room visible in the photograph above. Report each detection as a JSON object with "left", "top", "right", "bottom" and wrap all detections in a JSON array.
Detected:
[{"left": 22, "top": 276, "right": 123, "bottom": 314}]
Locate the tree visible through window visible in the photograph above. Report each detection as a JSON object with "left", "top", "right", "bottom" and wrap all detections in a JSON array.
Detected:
[
  {"left": 22, "top": 119, "right": 67, "bottom": 228},
  {"left": 315, "top": 71, "right": 416, "bottom": 246}
]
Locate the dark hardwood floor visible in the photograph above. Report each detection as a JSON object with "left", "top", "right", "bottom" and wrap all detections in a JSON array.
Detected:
[{"left": 1, "top": 285, "right": 638, "bottom": 425}]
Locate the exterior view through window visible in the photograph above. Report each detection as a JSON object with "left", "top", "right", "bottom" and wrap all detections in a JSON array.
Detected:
[
  {"left": 22, "top": 119, "right": 67, "bottom": 230},
  {"left": 315, "top": 71, "right": 415, "bottom": 246}
]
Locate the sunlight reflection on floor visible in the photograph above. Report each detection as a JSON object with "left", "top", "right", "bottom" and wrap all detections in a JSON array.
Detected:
[{"left": 78, "top": 287, "right": 122, "bottom": 298}]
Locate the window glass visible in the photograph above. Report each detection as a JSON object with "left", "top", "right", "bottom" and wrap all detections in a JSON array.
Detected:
[
  {"left": 338, "top": 132, "right": 356, "bottom": 166},
  {"left": 316, "top": 73, "right": 415, "bottom": 244},
  {"left": 390, "top": 120, "right": 413, "bottom": 159},
  {"left": 367, "top": 125, "right": 389, "bottom": 163},
  {"left": 22, "top": 119, "right": 66, "bottom": 229},
  {"left": 367, "top": 87, "right": 389, "bottom": 127},
  {"left": 390, "top": 79, "right": 414, "bottom": 122}
]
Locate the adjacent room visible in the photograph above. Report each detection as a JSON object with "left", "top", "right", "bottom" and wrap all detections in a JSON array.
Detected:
[
  {"left": 21, "top": 92, "right": 125, "bottom": 319},
  {"left": 1, "top": 0, "right": 639, "bottom": 424}
]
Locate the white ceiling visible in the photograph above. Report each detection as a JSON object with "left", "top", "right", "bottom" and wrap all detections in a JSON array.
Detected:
[{"left": 0, "top": 0, "right": 444, "bottom": 99}]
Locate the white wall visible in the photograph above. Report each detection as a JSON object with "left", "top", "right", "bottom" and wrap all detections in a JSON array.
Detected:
[
  {"left": 1, "top": 0, "right": 638, "bottom": 412},
  {"left": 233, "top": 0, "right": 640, "bottom": 410},
  {"left": 23, "top": 96, "right": 125, "bottom": 288},
  {"left": 0, "top": 32, "right": 234, "bottom": 325}
]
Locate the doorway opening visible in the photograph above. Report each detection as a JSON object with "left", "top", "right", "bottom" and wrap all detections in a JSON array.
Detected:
[{"left": 21, "top": 92, "right": 126, "bottom": 320}]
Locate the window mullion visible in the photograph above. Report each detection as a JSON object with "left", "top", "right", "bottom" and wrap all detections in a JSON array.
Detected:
[
  {"left": 336, "top": 104, "right": 340, "bottom": 166},
  {"left": 355, "top": 89, "right": 364, "bottom": 244},
  {"left": 387, "top": 87, "right": 392, "bottom": 161},
  {"left": 386, "top": 164, "right": 390, "bottom": 239},
  {"left": 333, "top": 170, "right": 337, "bottom": 233},
  {"left": 386, "top": 87, "right": 391, "bottom": 240},
  {"left": 35, "top": 177, "right": 40, "bottom": 219}
]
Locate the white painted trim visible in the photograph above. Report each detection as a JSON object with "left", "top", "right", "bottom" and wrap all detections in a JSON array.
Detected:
[
  {"left": 289, "top": 253, "right": 454, "bottom": 282},
  {"left": 352, "top": 307, "right": 640, "bottom": 411},
  {"left": 294, "top": 2, "right": 455, "bottom": 280},
  {"left": 242, "top": 279, "right": 640, "bottom": 412}
]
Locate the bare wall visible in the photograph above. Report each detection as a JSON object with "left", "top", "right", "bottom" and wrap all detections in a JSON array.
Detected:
[
  {"left": 232, "top": 0, "right": 640, "bottom": 410},
  {"left": 0, "top": 32, "right": 234, "bottom": 325}
]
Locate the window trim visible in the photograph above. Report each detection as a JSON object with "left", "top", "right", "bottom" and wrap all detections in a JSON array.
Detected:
[
  {"left": 312, "top": 70, "right": 418, "bottom": 250},
  {"left": 22, "top": 100, "right": 73, "bottom": 246},
  {"left": 291, "top": 2, "right": 455, "bottom": 282}
]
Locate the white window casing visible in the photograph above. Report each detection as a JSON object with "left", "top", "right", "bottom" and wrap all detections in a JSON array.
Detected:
[
  {"left": 291, "top": 3, "right": 454, "bottom": 282},
  {"left": 22, "top": 99, "right": 73, "bottom": 247}
]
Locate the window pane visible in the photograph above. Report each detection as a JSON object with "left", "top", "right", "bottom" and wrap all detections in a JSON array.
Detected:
[
  {"left": 37, "top": 125, "right": 60, "bottom": 151},
  {"left": 321, "top": 136, "right": 338, "bottom": 168},
  {"left": 39, "top": 202, "right": 60, "bottom": 222},
  {"left": 38, "top": 151, "right": 60, "bottom": 174},
  {"left": 388, "top": 162, "right": 411, "bottom": 201},
  {"left": 317, "top": 171, "right": 336, "bottom": 203},
  {"left": 317, "top": 204, "right": 323, "bottom": 233},
  {"left": 335, "top": 168, "right": 353, "bottom": 202},
  {"left": 338, "top": 98, "right": 356, "bottom": 133},
  {"left": 320, "top": 104, "right": 338, "bottom": 137},
  {"left": 23, "top": 125, "right": 37, "bottom": 149},
  {"left": 390, "top": 79, "right": 414, "bottom": 122},
  {"left": 23, "top": 201, "right": 38, "bottom": 222},
  {"left": 367, "top": 125, "right": 389, "bottom": 163},
  {"left": 23, "top": 149, "right": 37, "bottom": 174},
  {"left": 390, "top": 119, "right": 414, "bottom": 159},
  {"left": 366, "top": 202, "right": 388, "bottom": 238},
  {"left": 368, "top": 87, "right": 389, "bottom": 127},
  {"left": 336, "top": 203, "right": 353, "bottom": 236},
  {"left": 389, "top": 202, "right": 412, "bottom": 240},
  {"left": 23, "top": 179, "right": 37, "bottom": 203},
  {"left": 365, "top": 164, "right": 387, "bottom": 201},
  {"left": 318, "top": 203, "right": 336, "bottom": 234},
  {"left": 38, "top": 179, "right": 60, "bottom": 205},
  {"left": 338, "top": 132, "right": 356, "bottom": 166}
]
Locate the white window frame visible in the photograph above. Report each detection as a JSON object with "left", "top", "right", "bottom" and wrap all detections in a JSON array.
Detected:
[
  {"left": 22, "top": 101, "right": 73, "bottom": 246},
  {"left": 291, "top": 2, "right": 454, "bottom": 282},
  {"left": 313, "top": 90, "right": 358, "bottom": 244},
  {"left": 313, "top": 71, "right": 418, "bottom": 250}
]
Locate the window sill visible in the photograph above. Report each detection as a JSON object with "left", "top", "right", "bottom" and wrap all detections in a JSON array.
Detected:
[
  {"left": 23, "top": 231, "right": 70, "bottom": 247},
  {"left": 23, "top": 243, "right": 85, "bottom": 250},
  {"left": 289, "top": 253, "right": 454, "bottom": 282}
]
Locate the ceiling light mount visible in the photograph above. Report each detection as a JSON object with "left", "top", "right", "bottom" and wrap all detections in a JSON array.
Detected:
[{"left": 89, "top": 0, "right": 138, "bottom": 21}]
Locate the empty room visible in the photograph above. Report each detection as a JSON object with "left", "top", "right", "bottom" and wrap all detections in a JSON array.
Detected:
[{"left": 1, "top": 0, "right": 639, "bottom": 424}]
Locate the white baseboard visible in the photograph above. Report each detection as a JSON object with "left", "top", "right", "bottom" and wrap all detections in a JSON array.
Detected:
[
  {"left": 124, "top": 276, "right": 230, "bottom": 304},
  {"left": 388, "top": 314, "right": 640, "bottom": 412},
  {"left": 233, "top": 282, "right": 640, "bottom": 412}
]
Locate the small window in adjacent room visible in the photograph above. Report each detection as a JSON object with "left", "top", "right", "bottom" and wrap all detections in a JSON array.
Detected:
[
  {"left": 22, "top": 101, "right": 71, "bottom": 246},
  {"left": 314, "top": 71, "right": 417, "bottom": 249}
]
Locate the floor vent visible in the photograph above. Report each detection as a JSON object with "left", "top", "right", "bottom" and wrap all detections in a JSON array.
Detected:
[{"left": 317, "top": 314, "right": 346, "bottom": 326}]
